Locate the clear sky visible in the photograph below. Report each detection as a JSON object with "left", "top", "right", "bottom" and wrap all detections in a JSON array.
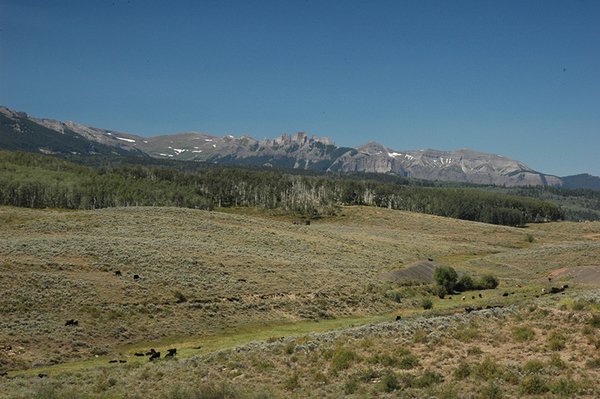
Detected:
[{"left": 1, "top": 0, "right": 598, "bottom": 176}]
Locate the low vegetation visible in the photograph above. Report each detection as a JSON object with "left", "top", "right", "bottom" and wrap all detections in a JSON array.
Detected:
[
  {"left": 2, "top": 298, "right": 600, "bottom": 398},
  {"left": 0, "top": 187, "right": 599, "bottom": 397}
]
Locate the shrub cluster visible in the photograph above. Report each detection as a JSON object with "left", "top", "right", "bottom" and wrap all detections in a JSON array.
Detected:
[{"left": 434, "top": 266, "right": 498, "bottom": 297}]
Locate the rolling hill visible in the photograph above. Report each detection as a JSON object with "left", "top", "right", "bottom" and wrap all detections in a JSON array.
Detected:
[{"left": 1, "top": 205, "right": 599, "bottom": 397}]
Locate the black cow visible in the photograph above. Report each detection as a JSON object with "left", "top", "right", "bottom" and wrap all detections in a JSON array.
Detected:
[
  {"left": 109, "top": 360, "right": 118, "bottom": 363},
  {"left": 145, "top": 348, "right": 156, "bottom": 356},
  {"left": 149, "top": 352, "right": 160, "bottom": 361},
  {"left": 134, "top": 352, "right": 145, "bottom": 357},
  {"left": 395, "top": 315, "right": 402, "bottom": 321},
  {"left": 502, "top": 292, "right": 509, "bottom": 297},
  {"left": 165, "top": 348, "right": 177, "bottom": 357},
  {"left": 65, "top": 319, "right": 78, "bottom": 326},
  {"left": 38, "top": 373, "right": 48, "bottom": 378},
  {"left": 114, "top": 270, "right": 122, "bottom": 276},
  {"left": 478, "top": 293, "right": 482, "bottom": 298},
  {"left": 133, "top": 274, "right": 140, "bottom": 280}
]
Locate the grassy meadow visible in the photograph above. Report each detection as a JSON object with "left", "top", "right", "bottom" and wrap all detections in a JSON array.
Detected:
[{"left": 1, "top": 205, "right": 599, "bottom": 398}]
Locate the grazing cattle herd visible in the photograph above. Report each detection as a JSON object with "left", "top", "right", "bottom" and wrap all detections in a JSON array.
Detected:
[
  {"left": 58, "top": 270, "right": 181, "bottom": 368},
  {"left": 133, "top": 348, "right": 178, "bottom": 362},
  {"left": 36, "top": 266, "right": 574, "bottom": 378},
  {"left": 103, "top": 348, "right": 177, "bottom": 364},
  {"left": 392, "top": 281, "right": 573, "bottom": 320},
  {"left": 112, "top": 270, "right": 143, "bottom": 281}
]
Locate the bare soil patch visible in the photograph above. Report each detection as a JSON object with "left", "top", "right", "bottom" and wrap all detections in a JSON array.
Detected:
[
  {"left": 550, "top": 265, "right": 600, "bottom": 285},
  {"left": 378, "top": 260, "right": 438, "bottom": 284}
]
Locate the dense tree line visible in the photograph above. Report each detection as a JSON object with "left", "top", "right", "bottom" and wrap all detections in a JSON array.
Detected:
[
  {"left": 0, "top": 152, "right": 211, "bottom": 209},
  {"left": 0, "top": 151, "right": 564, "bottom": 226},
  {"left": 490, "top": 186, "right": 600, "bottom": 221}
]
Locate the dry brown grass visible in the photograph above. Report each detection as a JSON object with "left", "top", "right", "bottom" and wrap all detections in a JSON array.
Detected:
[
  {"left": 2, "top": 301, "right": 600, "bottom": 398},
  {"left": 1, "top": 205, "right": 599, "bottom": 397}
]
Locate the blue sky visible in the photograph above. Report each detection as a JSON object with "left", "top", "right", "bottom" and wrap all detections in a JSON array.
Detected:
[{"left": 1, "top": 0, "right": 598, "bottom": 176}]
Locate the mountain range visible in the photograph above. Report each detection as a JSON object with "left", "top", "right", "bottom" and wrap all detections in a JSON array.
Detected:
[{"left": 1, "top": 106, "right": 598, "bottom": 189}]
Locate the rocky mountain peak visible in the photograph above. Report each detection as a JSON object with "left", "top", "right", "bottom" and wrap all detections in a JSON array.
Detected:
[
  {"left": 2, "top": 106, "right": 598, "bottom": 188},
  {"left": 357, "top": 141, "right": 390, "bottom": 155}
]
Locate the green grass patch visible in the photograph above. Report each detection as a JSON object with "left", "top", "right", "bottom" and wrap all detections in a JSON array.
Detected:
[
  {"left": 330, "top": 347, "right": 359, "bottom": 371},
  {"left": 548, "top": 331, "right": 567, "bottom": 351},
  {"left": 12, "top": 313, "right": 389, "bottom": 377},
  {"left": 522, "top": 359, "right": 544, "bottom": 374},
  {"left": 512, "top": 326, "right": 535, "bottom": 342},
  {"left": 520, "top": 375, "right": 549, "bottom": 395}
]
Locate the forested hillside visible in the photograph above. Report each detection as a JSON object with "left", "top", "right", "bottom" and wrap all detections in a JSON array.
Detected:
[
  {"left": 0, "top": 151, "right": 564, "bottom": 226},
  {"left": 493, "top": 186, "right": 600, "bottom": 222}
]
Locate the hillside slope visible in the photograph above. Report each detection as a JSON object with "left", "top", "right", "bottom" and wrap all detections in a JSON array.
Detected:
[
  {"left": 0, "top": 107, "right": 143, "bottom": 157},
  {"left": 1, "top": 206, "right": 600, "bottom": 397},
  {"left": 1, "top": 205, "right": 599, "bottom": 370}
]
